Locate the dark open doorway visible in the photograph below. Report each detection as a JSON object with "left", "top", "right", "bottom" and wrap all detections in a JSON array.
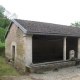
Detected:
[
  {"left": 32, "top": 35, "right": 63, "bottom": 63},
  {"left": 12, "top": 46, "right": 15, "bottom": 61},
  {"left": 66, "top": 37, "right": 78, "bottom": 59}
]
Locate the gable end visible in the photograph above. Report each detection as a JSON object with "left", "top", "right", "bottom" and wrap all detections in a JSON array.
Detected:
[
  {"left": 5, "top": 19, "right": 27, "bottom": 39},
  {"left": 12, "top": 19, "right": 27, "bottom": 34}
]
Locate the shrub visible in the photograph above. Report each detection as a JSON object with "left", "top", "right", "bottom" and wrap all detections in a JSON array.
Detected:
[
  {"left": 0, "top": 41, "right": 5, "bottom": 57},
  {"left": 0, "top": 41, "right": 5, "bottom": 48}
]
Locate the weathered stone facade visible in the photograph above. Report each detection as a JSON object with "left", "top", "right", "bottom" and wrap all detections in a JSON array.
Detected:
[{"left": 5, "top": 23, "right": 32, "bottom": 71}]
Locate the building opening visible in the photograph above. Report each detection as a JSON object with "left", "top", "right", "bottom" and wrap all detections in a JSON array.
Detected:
[
  {"left": 32, "top": 35, "right": 63, "bottom": 63},
  {"left": 66, "top": 37, "right": 78, "bottom": 59},
  {"left": 12, "top": 46, "right": 15, "bottom": 61}
]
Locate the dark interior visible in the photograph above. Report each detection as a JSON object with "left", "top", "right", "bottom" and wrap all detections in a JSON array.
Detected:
[
  {"left": 66, "top": 37, "right": 78, "bottom": 59},
  {"left": 32, "top": 35, "right": 63, "bottom": 63},
  {"left": 32, "top": 35, "right": 78, "bottom": 63}
]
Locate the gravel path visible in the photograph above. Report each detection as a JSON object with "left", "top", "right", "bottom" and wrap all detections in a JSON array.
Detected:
[
  {"left": 1, "top": 66, "right": 80, "bottom": 80},
  {"left": 30, "top": 65, "right": 80, "bottom": 80}
]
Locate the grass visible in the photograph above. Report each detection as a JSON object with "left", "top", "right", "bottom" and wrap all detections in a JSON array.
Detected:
[
  {"left": 0, "top": 56, "right": 19, "bottom": 76},
  {"left": 0, "top": 44, "right": 19, "bottom": 77}
]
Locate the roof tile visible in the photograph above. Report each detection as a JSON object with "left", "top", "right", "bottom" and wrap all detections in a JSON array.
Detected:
[{"left": 15, "top": 19, "right": 80, "bottom": 36}]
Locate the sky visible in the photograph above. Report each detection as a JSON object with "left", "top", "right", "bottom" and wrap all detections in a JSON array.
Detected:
[{"left": 0, "top": 0, "right": 80, "bottom": 25}]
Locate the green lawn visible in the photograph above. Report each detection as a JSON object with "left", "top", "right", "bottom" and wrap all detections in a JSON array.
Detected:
[{"left": 0, "top": 56, "right": 19, "bottom": 76}]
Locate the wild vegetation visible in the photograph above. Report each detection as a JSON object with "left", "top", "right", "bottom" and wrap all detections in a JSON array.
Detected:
[
  {"left": 0, "top": 5, "right": 10, "bottom": 48},
  {"left": 71, "top": 22, "right": 80, "bottom": 27},
  {"left": 0, "top": 5, "right": 19, "bottom": 78},
  {"left": 0, "top": 56, "right": 18, "bottom": 76}
]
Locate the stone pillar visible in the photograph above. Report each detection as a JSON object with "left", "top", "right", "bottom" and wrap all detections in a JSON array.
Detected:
[
  {"left": 23, "top": 34, "right": 33, "bottom": 66},
  {"left": 63, "top": 37, "right": 67, "bottom": 60},
  {"left": 78, "top": 38, "right": 80, "bottom": 59}
]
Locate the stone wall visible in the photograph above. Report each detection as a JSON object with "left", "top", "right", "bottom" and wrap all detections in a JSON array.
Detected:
[
  {"left": 29, "top": 60, "right": 76, "bottom": 73},
  {"left": 5, "top": 23, "right": 26, "bottom": 70}
]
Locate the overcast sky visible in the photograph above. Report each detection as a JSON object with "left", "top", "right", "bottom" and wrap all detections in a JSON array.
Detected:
[{"left": 0, "top": 0, "right": 80, "bottom": 25}]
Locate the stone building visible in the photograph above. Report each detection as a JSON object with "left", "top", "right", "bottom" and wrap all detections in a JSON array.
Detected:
[{"left": 5, "top": 19, "right": 80, "bottom": 72}]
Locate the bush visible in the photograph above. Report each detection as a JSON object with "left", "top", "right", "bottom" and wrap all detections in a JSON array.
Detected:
[
  {"left": 0, "top": 41, "right": 5, "bottom": 48},
  {"left": 0, "top": 42, "right": 5, "bottom": 57},
  {"left": 0, "top": 48, "right": 5, "bottom": 57}
]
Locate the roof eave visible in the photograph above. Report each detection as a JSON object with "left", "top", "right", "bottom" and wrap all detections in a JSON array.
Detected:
[
  {"left": 5, "top": 19, "right": 27, "bottom": 39},
  {"left": 27, "top": 32, "right": 80, "bottom": 37},
  {"left": 12, "top": 19, "right": 27, "bottom": 34}
]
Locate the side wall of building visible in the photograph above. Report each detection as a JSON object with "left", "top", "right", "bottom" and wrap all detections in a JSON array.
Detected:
[
  {"left": 5, "top": 23, "right": 32, "bottom": 71},
  {"left": 23, "top": 34, "right": 33, "bottom": 66}
]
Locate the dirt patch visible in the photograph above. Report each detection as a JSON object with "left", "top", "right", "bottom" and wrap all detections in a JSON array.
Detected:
[{"left": 0, "top": 76, "right": 15, "bottom": 80}]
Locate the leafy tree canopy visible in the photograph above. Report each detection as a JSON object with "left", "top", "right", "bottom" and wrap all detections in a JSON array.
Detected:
[
  {"left": 0, "top": 5, "right": 10, "bottom": 28},
  {"left": 0, "top": 5, "right": 5, "bottom": 13},
  {"left": 0, "top": 5, "right": 10, "bottom": 43},
  {"left": 71, "top": 22, "right": 80, "bottom": 27},
  {"left": 0, "top": 5, "right": 17, "bottom": 43},
  {"left": 0, "top": 27, "right": 7, "bottom": 42}
]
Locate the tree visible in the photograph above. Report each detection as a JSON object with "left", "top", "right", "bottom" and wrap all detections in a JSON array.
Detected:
[
  {"left": 0, "top": 5, "right": 10, "bottom": 43},
  {"left": 4, "top": 10, "right": 17, "bottom": 19},
  {"left": 0, "top": 5, "right": 5, "bottom": 13},
  {"left": 0, "top": 27, "right": 7, "bottom": 42},
  {"left": 0, "top": 13, "right": 10, "bottom": 28},
  {"left": 0, "top": 5, "right": 17, "bottom": 43},
  {"left": 71, "top": 22, "right": 80, "bottom": 27},
  {"left": 0, "top": 5, "right": 10, "bottom": 28}
]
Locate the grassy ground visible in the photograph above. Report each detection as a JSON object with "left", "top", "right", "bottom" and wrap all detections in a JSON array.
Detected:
[
  {"left": 0, "top": 44, "right": 18, "bottom": 76},
  {"left": 0, "top": 52, "right": 19, "bottom": 76}
]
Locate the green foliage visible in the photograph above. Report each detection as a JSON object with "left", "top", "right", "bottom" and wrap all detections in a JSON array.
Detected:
[
  {"left": 0, "top": 5, "right": 18, "bottom": 77},
  {"left": 71, "top": 22, "right": 80, "bottom": 27},
  {"left": 0, "top": 27, "right": 8, "bottom": 42},
  {"left": 0, "top": 5, "right": 5, "bottom": 13},
  {"left": 0, "top": 41, "right": 5, "bottom": 47},
  {"left": 0, "top": 13, "right": 10, "bottom": 28},
  {"left": 0, "top": 57, "right": 18, "bottom": 76},
  {"left": 0, "top": 5, "right": 10, "bottom": 28},
  {"left": 0, "top": 45, "right": 5, "bottom": 58},
  {"left": 0, "top": 5, "right": 10, "bottom": 43},
  {"left": 0, "top": 52, "right": 5, "bottom": 57}
]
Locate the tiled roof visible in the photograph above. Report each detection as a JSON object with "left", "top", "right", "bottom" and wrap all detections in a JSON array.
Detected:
[{"left": 14, "top": 19, "right": 80, "bottom": 37}]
